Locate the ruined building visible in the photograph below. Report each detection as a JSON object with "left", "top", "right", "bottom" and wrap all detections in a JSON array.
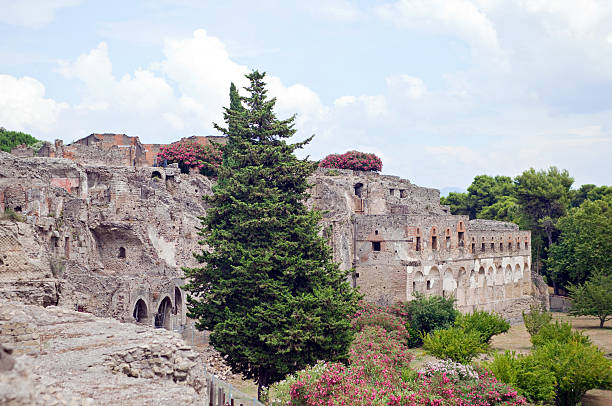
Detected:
[{"left": 0, "top": 135, "right": 548, "bottom": 329}]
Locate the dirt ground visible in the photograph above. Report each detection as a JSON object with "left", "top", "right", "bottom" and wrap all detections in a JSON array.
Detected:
[{"left": 490, "top": 313, "right": 612, "bottom": 406}]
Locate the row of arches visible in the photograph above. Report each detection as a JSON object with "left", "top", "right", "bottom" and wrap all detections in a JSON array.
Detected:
[
  {"left": 132, "top": 286, "right": 184, "bottom": 330},
  {"left": 410, "top": 263, "right": 531, "bottom": 306}
]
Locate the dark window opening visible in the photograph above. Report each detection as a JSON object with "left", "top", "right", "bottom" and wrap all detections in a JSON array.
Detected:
[
  {"left": 427, "top": 280, "right": 431, "bottom": 290},
  {"left": 14, "top": 206, "right": 22, "bottom": 212},
  {"left": 508, "top": 242, "right": 512, "bottom": 250},
  {"left": 355, "top": 273, "right": 360, "bottom": 278},
  {"left": 412, "top": 281, "right": 416, "bottom": 291},
  {"left": 458, "top": 231, "right": 464, "bottom": 247},
  {"left": 500, "top": 243, "right": 503, "bottom": 251},
  {"left": 471, "top": 242, "right": 475, "bottom": 252},
  {"left": 133, "top": 299, "right": 148, "bottom": 323},
  {"left": 372, "top": 241, "right": 381, "bottom": 251},
  {"left": 354, "top": 183, "right": 363, "bottom": 198},
  {"left": 490, "top": 243, "right": 495, "bottom": 250},
  {"left": 389, "top": 188, "right": 395, "bottom": 196},
  {"left": 375, "top": 230, "right": 378, "bottom": 235},
  {"left": 118, "top": 247, "right": 126, "bottom": 258},
  {"left": 416, "top": 236, "right": 421, "bottom": 251},
  {"left": 446, "top": 236, "right": 451, "bottom": 249},
  {"left": 400, "top": 189, "right": 407, "bottom": 198},
  {"left": 431, "top": 236, "right": 438, "bottom": 250},
  {"left": 481, "top": 243, "right": 485, "bottom": 252},
  {"left": 525, "top": 242, "right": 528, "bottom": 249},
  {"left": 151, "top": 171, "right": 162, "bottom": 179}
]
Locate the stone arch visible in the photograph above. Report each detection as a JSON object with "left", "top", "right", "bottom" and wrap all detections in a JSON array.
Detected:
[
  {"left": 133, "top": 299, "right": 148, "bottom": 323},
  {"left": 523, "top": 263, "right": 530, "bottom": 280},
  {"left": 495, "top": 265, "right": 504, "bottom": 301},
  {"left": 155, "top": 296, "right": 173, "bottom": 330},
  {"left": 477, "top": 267, "right": 486, "bottom": 302},
  {"left": 514, "top": 264, "right": 522, "bottom": 283},
  {"left": 151, "top": 170, "right": 162, "bottom": 180},
  {"left": 486, "top": 266, "right": 494, "bottom": 300},
  {"left": 457, "top": 267, "right": 468, "bottom": 305},
  {"left": 427, "top": 267, "right": 441, "bottom": 294},
  {"left": 442, "top": 268, "right": 456, "bottom": 298},
  {"left": 413, "top": 270, "right": 424, "bottom": 294},
  {"left": 504, "top": 264, "right": 513, "bottom": 298},
  {"left": 174, "top": 286, "right": 183, "bottom": 322}
]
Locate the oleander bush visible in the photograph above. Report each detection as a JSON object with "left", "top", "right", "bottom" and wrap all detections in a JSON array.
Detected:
[
  {"left": 455, "top": 310, "right": 510, "bottom": 344},
  {"left": 156, "top": 141, "right": 223, "bottom": 176},
  {"left": 319, "top": 151, "right": 382, "bottom": 172}
]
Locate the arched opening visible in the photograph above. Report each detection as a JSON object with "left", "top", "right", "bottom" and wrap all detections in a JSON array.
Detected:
[
  {"left": 151, "top": 171, "right": 162, "bottom": 180},
  {"left": 442, "top": 268, "right": 456, "bottom": 298},
  {"left": 133, "top": 299, "right": 148, "bottom": 323},
  {"left": 174, "top": 287, "right": 182, "bottom": 317},
  {"left": 413, "top": 271, "right": 424, "bottom": 294},
  {"left": 155, "top": 297, "right": 173, "bottom": 330},
  {"left": 428, "top": 267, "right": 441, "bottom": 295},
  {"left": 457, "top": 267, "right": 467, "bottom": 305},
  {"left": 505, "top": 265, "right": 513, "bottom": 283},
  {"left": 118, "top": 247, "right": 126, "bottom": 258},
  {"left": 514, "top": 264, "right": 522, "bottom": 283},
  {"left": 14, "top": 206, "right": 22, "bottom": 212},
  {"left": 354, "top": 183, "right": 363, "bottom": 198}
]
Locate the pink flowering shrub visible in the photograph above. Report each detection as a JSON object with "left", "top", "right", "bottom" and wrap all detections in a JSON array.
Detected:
[
  {"left": 351, "top": 302, "right": 410, "bottom": 342},
  {"left": 156, "top": 141, "right": 223, "bottom": 176},
  {"left": 319, "top": 151, "right": 382, "bottom": 172}
]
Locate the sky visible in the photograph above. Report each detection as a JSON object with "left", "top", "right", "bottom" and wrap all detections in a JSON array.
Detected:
[{"left": 1, "top": 0, "right": 611, "bottom": 190}]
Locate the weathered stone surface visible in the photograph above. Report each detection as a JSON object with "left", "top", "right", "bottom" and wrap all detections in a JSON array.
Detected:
[{"left": 0, "top": 300, "right": 205, "bottom": 405}]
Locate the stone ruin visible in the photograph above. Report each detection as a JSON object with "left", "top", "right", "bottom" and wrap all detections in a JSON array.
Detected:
[{"left": 0, "top": 133, "right": 548, "bottom": 330}]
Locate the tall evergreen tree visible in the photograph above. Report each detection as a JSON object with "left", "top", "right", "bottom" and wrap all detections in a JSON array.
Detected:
[{"left": 185, "top": 71, "right": 360, "bottom": 400}]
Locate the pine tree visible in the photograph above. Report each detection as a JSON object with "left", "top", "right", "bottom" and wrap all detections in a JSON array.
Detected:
[{"left": 185, "top": 71, "right": 360, "bottom": 400}]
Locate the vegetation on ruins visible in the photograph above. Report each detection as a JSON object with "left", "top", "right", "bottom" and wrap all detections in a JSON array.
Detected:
[
  {"left": 319, "top": 150, "right": 383, "bottom": 172},
  {"left": 266, "top": 302, "right": 526, "bottom": 405},
  {"left": 441, "top": 168, "right": 611, "bottom": 293},
  {"left": 0, "top": 127, "right": 41, "bottom": 152},
  {"left": 184, "top": 71, "right": 360, "bottom": 400},
  {"left": 567, "top": 273, "right": 612, "bottom": 328},
  {"left": 156, "top": 140, "right": 223, "bottom": 176}
]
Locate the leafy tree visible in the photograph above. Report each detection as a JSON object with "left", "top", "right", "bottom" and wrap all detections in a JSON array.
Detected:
[
  {"left": 0, "top": 127, "right": 41, "bottom": 152},
  {"left": 547, "top": 199, "right": 612, "bottom": 287},
  {"left": 185, "top": 71, "right": 360, "bottom": 400},
  {"left": 567, "top": 273, "right": 612, "bottom": 328},
  {"left": 570, "top": 184, "right": 612, "bottom": 208},
  {"left": 477, "top": 195, "right": 520, "bottom": 223},
  {"left": 440, "top": 191, "right": 474, "bottom": 217},
  {"left": 441, "top": 175, "right": 516, "bottom": 220}
]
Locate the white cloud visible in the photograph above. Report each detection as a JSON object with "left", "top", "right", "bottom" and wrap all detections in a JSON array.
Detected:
[
  {"left": 0, "top": 0, "right": 80, "bottom": 28},
  {"left": 303, "top": 0, "right": 362, "bottom": 22},
  {"left": 0, "top": 75, "right": 67, "bottom": 132},
  {"left": 385, "top": 75, "right": 428, "bottom": 99}
]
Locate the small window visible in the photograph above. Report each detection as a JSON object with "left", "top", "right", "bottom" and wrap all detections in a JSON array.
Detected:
[
  {"left": 416, "top": 236, "right": 421, "bottom": 251},
  {"left": 508, "top": 242, "right": 512, "bottom": 250},
  {"left": 372, "top": 241, "right": 381, "bottom": 251},
  {"left": 500, "top": 243, "right": 503, "bottom": 251},
  {"left": 389, "top": 188, "right": 395, "bottom": 196},
  {"left": 375, "top": 230, "right": 378, "bottom": 235},
  {"left": 481, "top": 243, "right": 485, "bottom": 252},
  {"left": 354, "top": 183, "right": 363, "bottom": 198},
  {"left": 458, "top": 231, "right": 464, "bottom": 246},
  {"left": 471, "top": 242, "right": 475, "bottom": 252},
  {"left": 490, "top": 243, "right": 495, "bottom": 250},
  {"left": 118, "top": 247, "right": 126, "bottom": 258},
  {"left": 446, "top": 236, "right": 451, "bottom": 249},
  {"left": 412, "top": 281, "right": 416, "bottom": 291},
  {"left": 400, "top": 189, "right": 407, "bottom": 198},
  {"left": 355, "top": 273, "right": 359, "bottom": 278},
  {"left": 431, "top": 236, "right": 438, "bottom": 250},
  {"left": 525, "top": 241, "right": 528, "bottom": 249},
  {"left": 14, "top": 206, "right": 22, "bottom": 212},
  {"left": 427, "top": 280, "right": 431, "bottom": 290}
]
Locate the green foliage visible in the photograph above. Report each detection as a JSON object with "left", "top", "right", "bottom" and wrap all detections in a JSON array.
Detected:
[
  {"left": 184, "top": 71, "right": 360, "bottom": 400},
  {"left": 567, "top": 273, "right": 612, "bottom": 328},
  {"left": 486, "top": 351, "right": 557, "bottom": 404},
  {"left": 570, "top": 184, "right": 612, "bottom": 208},
  {"left": 531, "top": 320, "right": 591, "bottom": 347},
  {"left": 531, "top": 339, "right": 612, "bottom": 406},
  {"left": 547, "top": 199, "right": 612, "bottom": 288},
  {"left": 0, "top": 128, "right": 41, "bottom": 152},
  {"left": 455, "top": 310, "right": 510, "bottom": 344},
  {"left": 522, "top": 305, "right": 552, "bottom": 337},
  {"left": 1, "top": 208, "right": 25, "bottom": 222},
  {"left": 391, "top": 293, "right": 458, "bottom": 347},
  {"left": 423, "top": 327, "right": 488, "bottom": 363}
]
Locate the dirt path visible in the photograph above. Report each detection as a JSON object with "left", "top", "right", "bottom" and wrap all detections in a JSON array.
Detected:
[{"left": 490, "top": 313, "right": 612, "bottom": 406}]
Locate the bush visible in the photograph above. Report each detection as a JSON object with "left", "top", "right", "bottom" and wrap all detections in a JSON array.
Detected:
[
  {"left": 486, "top": 351, "right": 556, "bottom": 404},
  {"left": 455, "top": 310, "right": 510, "bottom": 344},
  {"left": 390, "top": 293, "right": 458, "bottom": 347},
  {"left": 532, "top": 339, "right": 612, "bottom": 406},
  {"left": 522, "top": 304, "right": 552, "bottom": 337},
  {"left": 568, "top": 273, "right": 612, "bottom": 328},
  {"left": 319, "top": 151, "right": 382, "bottom": 172},
  {"left": 156, "top": 141, "right": 223, "bottom": 176},
  {"left": 531, "top": 320, "right": 590, "bottom": 347},
  {"left": 1, "top": 208, "right": 25, "bottom": 222},
  {"left": 351, "top": 302, "right": 409, "bottom": 342},
  {"left": 423, "top": 327, "right": 488, "bottom": 363},
  {"left": 418, "top": 359, "right": 479, "bottom": 381}
]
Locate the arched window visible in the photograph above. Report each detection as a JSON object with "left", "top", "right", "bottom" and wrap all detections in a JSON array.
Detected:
[
  {"left": 133, "top": 299, "right": 148, "bottom": 323},
  {"left": 118, "top": 247, "right": 126, "bottom": 258},
  {"left": 155, "top": 297, "right": 173, "bottom": 330},
  {"left": 354, "top": 183, "right": 363, "bottom": 197}
]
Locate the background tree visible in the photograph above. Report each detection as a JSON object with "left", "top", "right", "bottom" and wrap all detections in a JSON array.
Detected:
[
  {"left": 0, "top": 127, "right": 41, "bottom": 152},
  {"left": 567, "top": 273, "right": 612, "bottom": 328},
  {"left": 547, "top": 198, "right": 612, "bottom": 288},
  {"left": 185, "top": 71, "right": 360, "bottom": 400}
]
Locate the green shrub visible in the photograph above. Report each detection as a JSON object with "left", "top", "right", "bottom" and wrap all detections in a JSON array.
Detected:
[
  {"left": 532, "top": 339, "right": 612, "bottom": 406},
  {"left": 455, "top": 310, "right": 510, "bottom": 344},
  {"left": 391, "top": 293, "right": 458, "bottom": 347},
  {"left": 1, "top": 208, "right": 25, "bottom": 222},
  {"left": 423, "top": 327, "right": 488, "bottom": 363},
  {"left": 486, "top": 351, "right": 556, "bottom": 404},
  {"left": 522, "top": 304, "right": 552, "bottom": 337},
  {"left": 531, "top": 320, "right": 590, "bottom": 347}
]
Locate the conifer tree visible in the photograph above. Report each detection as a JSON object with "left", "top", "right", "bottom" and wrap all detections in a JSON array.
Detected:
[{"left": 185, "top": 71, "right": 360, "bottom": 400}]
